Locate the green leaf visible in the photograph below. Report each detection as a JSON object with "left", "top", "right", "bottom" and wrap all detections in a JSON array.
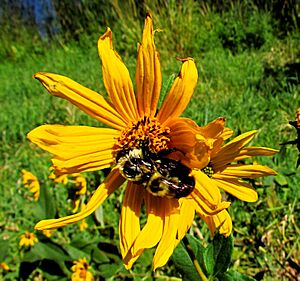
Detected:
[
  {"left": 34, "top": 185, "right": 56, "bottom": 219},
  {"left": 172, "top": 235, "right": 206, "bottom": 281},
  {"left": 220, "top": 270, "right": 257, "bottom": 281},
  {"left": 22, "top": 242, "right": 71, "bottom": 263},
  {"left": 204, "top": 233, "right": 233, "bottom": 277},
  {"left": 0, "top": 239, "right": 10, "bottom": 261},
  {"left": 274, "top": 174, "right": 288, "bottom": 186}
]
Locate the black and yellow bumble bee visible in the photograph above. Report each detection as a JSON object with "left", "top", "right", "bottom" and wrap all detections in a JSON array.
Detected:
[{"left": 116, "top": 144, "right": 195, "bottom": 198}]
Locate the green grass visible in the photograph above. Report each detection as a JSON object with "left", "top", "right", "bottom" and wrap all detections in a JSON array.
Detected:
[{"left": 0, "top": 2, "right": 300, "bottom": 280}]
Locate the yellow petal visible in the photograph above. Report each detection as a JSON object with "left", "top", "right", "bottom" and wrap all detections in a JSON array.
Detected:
[
  {"left": 35, "top": 168, "right": 124, "bottom": 230},
  {"left": 27, "top": 125, "right": 118, "bottom": 174},
  {"left": 212, "top": 130, "right": 257, "bottom": 169},
  {"left": 215, "top": 164, "right": 277, "bottom": 179},
  {"left": 98, "top": 28, "right": 138, "bottom": 122},
  {"left": 175, "top": 198, "right": 195, "bottom": 243},
  {"left": 212, "top": 178, "right": 258, "bottom": 202},
  {"left": 123, "top": 193, "right": 164, "bottom": 269},
  {"left": 198, "top": 117, "right": 226, "bottom": 139},
  {"left": 201, "top": 209, "right": 232, "bottom": 237},
  {"left": 190, "top": 170, "right": 230, "bottom": 215},
  {"left": 136, "top": 13, "right": 162, "bottom": 117},
  {"left": 119, "top": 182, "right": 143, "bottom": 261},
  {"left": 153, "top": 198, "right": 180, "bottom": 270},
  {"left": 158, "top": 58, "right": 198, "bottom": 124},
  {"left": 34, "top": 72, "right": 126, "bottom": 130},
  {"left": 233, "top": 147, "right": 278, "bottom": 161}
]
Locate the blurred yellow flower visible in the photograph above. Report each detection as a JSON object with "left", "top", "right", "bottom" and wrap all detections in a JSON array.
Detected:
[
  {"left": 19, "top": 232, "right": 38, "bottom": 247},
  {"left": 42, "top": 229, "right": 53, "bottom": 238},
  {"left": 71, "top": 258, "right": 94, "bottom": 281},
  {"left": 0, "top": 262, "right": 10, "bottom": 271},
  {"left": 28, "top": 14, "right": 231, "bottom": 270},
  {"left": 49, "top": 167, "right": 69, "bottom": 185},
  {"left": 79, "top": 220, "right": 88, "bottom": 232},
  {"left": 21, "top": 170, "right": 40, "bottom": 200}
]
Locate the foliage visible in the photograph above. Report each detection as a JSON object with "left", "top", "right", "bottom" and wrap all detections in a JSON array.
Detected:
[{"left": 0, "top": 1, "right": 300, "bottom": 280}]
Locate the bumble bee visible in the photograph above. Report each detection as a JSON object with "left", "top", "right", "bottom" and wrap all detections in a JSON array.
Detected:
[{"left": 116, "top": 145, "right": 195, "bottom": 198}]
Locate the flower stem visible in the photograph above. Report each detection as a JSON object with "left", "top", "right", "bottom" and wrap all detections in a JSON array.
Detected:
[{"left": 182, "top": 236, "right": 209, "bottom": 281}]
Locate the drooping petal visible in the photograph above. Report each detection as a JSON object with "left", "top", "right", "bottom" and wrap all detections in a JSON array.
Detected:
[
  {"left": 215, "top": 164, "right": 277, "bottom": 179},
  {"left": 197, "top": 117, "right": 226, "bottom": 139},
  {"left": 34, "top": 72, "right": 126, "bottom": 130},
  {"left": 168, "top": 118, "right": 212, "bottom": 169},
  {"left": 233, "top": 147, "right": 278, "bottom": 161},
  {"left": 153, "top": 198, "right": 180, "bottom": 270},
  {"left": 201, "top": 209, "right": 232, "bottom": 237},
  {"left": 212, "top": 178, "right": 258, "bottom": 202},
  {"left": 175, "top": 198, "right": 195, "bottom": 243},
  {"left": 119, "top": 182, "right": 143, "bottom": 263},
  {"left": 123, "top": 193, "right": 164, "bottom": 269},
  {"left": 190, "top": 170, "right": 230, "bottom": 215},
  {"left": 211, "top": 130, "right": 257, "bottom": 169},
  {"left": 136, "top": 13, "right": 162, "bottom": 117},
  {"left": 27, "top": 125, "right": 118, "bottom": 174},
  {"left": 158, "top": 58, "right": 198, "bottom": 124},
  {"left": 98, "top": 28, "right": 138, "bottom": 122},
  {"left": 35, "top": 168, "right": 125, "bottom": 230}
]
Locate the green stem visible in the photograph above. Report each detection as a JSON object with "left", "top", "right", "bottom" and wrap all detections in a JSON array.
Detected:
[{"left": 182, "top": 236, "right": 209, "bottom": 281}]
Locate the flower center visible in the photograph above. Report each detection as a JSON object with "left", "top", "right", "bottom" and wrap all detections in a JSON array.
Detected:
[
  {"left": 202, "top": 164, "right": 214, "bottom": 178},
  {"left": 115, "top": 116, "right": 171, "bottom": 154}
]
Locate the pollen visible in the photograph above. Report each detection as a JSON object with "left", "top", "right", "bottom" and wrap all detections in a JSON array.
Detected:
[
  {"left": 115, "top": 116, "right": 171, "bottom": 154},
  {"left": 202, "top": 165, "right": 214, "bottom": 178}
]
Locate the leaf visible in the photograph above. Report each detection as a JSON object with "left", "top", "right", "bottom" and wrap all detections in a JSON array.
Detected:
[
  {"left": 0, "top": 239, "right": 10, "bottom": 261},
  {"left": 274, "top": 174, "right": 288, "bottom": 186},
  {"left": 220, "top": 270, "right": 257, "bottom": 281},
  {"left": 34, "top": 184, "right": 56, "bottom": 219},
  {"left": 172, "top": 235, "right": 206, "bottom": 281},
  {"left": 204, "top": 233, "right": 233, "bottom": 277},
  {"left": 22, "top": 242, "right": 71, "bottom": 263}
]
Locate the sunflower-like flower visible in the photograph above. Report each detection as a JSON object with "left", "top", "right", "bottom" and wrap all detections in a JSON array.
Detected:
[
  {"left": 28, "top": 14, "right": 230, "bottom": 269},
  {"left": 19, "top": 232, "right": 38, "bottom": 247},
  {"left": 21, "top": 169, "right": 40, "bottom": 200},
  {"left": 71, "top": 258, "right": 94, "bottom": 281}
]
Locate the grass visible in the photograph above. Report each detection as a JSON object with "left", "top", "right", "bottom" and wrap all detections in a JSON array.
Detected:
[{"left": 0, "top": 2, "right": 300, "bottom": 280}]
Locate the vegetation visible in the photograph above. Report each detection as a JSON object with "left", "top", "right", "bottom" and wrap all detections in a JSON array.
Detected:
[{"left": 0, "top": 1, "right": 299, "bottom": 280}]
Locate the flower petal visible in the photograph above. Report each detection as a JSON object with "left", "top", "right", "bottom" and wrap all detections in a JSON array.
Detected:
[
  {"left": 158, "top": 58, "right": 198, "bottom": 124},
  {"left": 191, "top": 170, "right": 230, "bottom": 215},
  {"left": 123, "top": 193, "right": 164, "bottom": 269},
  {"left": 136, "top": 13, "right": 162, "bottom": 117},
  {"left": 198, "top": 117, "right": 226, "bottom": 139},
  {"left": 35, "top": 168, "right": 124, "bottom": 230},
  {"left": 212, "top": 130, "right": 257, "bottom": 169},
  {"left": 212, "top": 178, "right": 258, "bottom": 202},
  {"left": 98, "top": 28, "right": 138, "bottom": 122},
  {"left": 153, "top": 198, "right": 180, "bottom": 270},
  {"left": 201, "top": 209, "right": 232, "bottom": 237},
  {"left": 233, "top": 147, "right": 278, "bottom": 161},
  {"left": 175, "top": 198, "right": 195, "bottom": 242},
  {"left": 34, "top": 72, "right": 126, "bottom": 130},
  {"left": 215, "top": 164, "right": 277, "bottom": 179},
  {"left": 119, "top": 182, "right": 143, "bottom": 263},
  {"left": 27, "top": 125, "right": 118, "bottom": 174}
]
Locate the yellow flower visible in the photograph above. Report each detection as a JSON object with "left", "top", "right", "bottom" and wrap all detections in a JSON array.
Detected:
[
  {"left": 21, "top": 170, "right": 40, "bottom": 200},
  {"left": 28, "top": 14, "right": 230, "bottom": 270},
  {"left": 42, "top": 229, "right": 53, "bottom": 238},
  {"left": 79, "top": 219, "right": 88, "bottom": 232},
  {"left": 195, "top": 120, "right": 277, "bottom": 236},
  {"left": 0, "top": 262, "right": 10, "bottom": 271},
  {"left": 49, "top": 167, "right": 69, "bottom": 185},
  {"left": 71, "top": 258, "right": 94, "bottom": 281},
  {"left": 19, "top": 232, "right": 38, "bottom": 247}
]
